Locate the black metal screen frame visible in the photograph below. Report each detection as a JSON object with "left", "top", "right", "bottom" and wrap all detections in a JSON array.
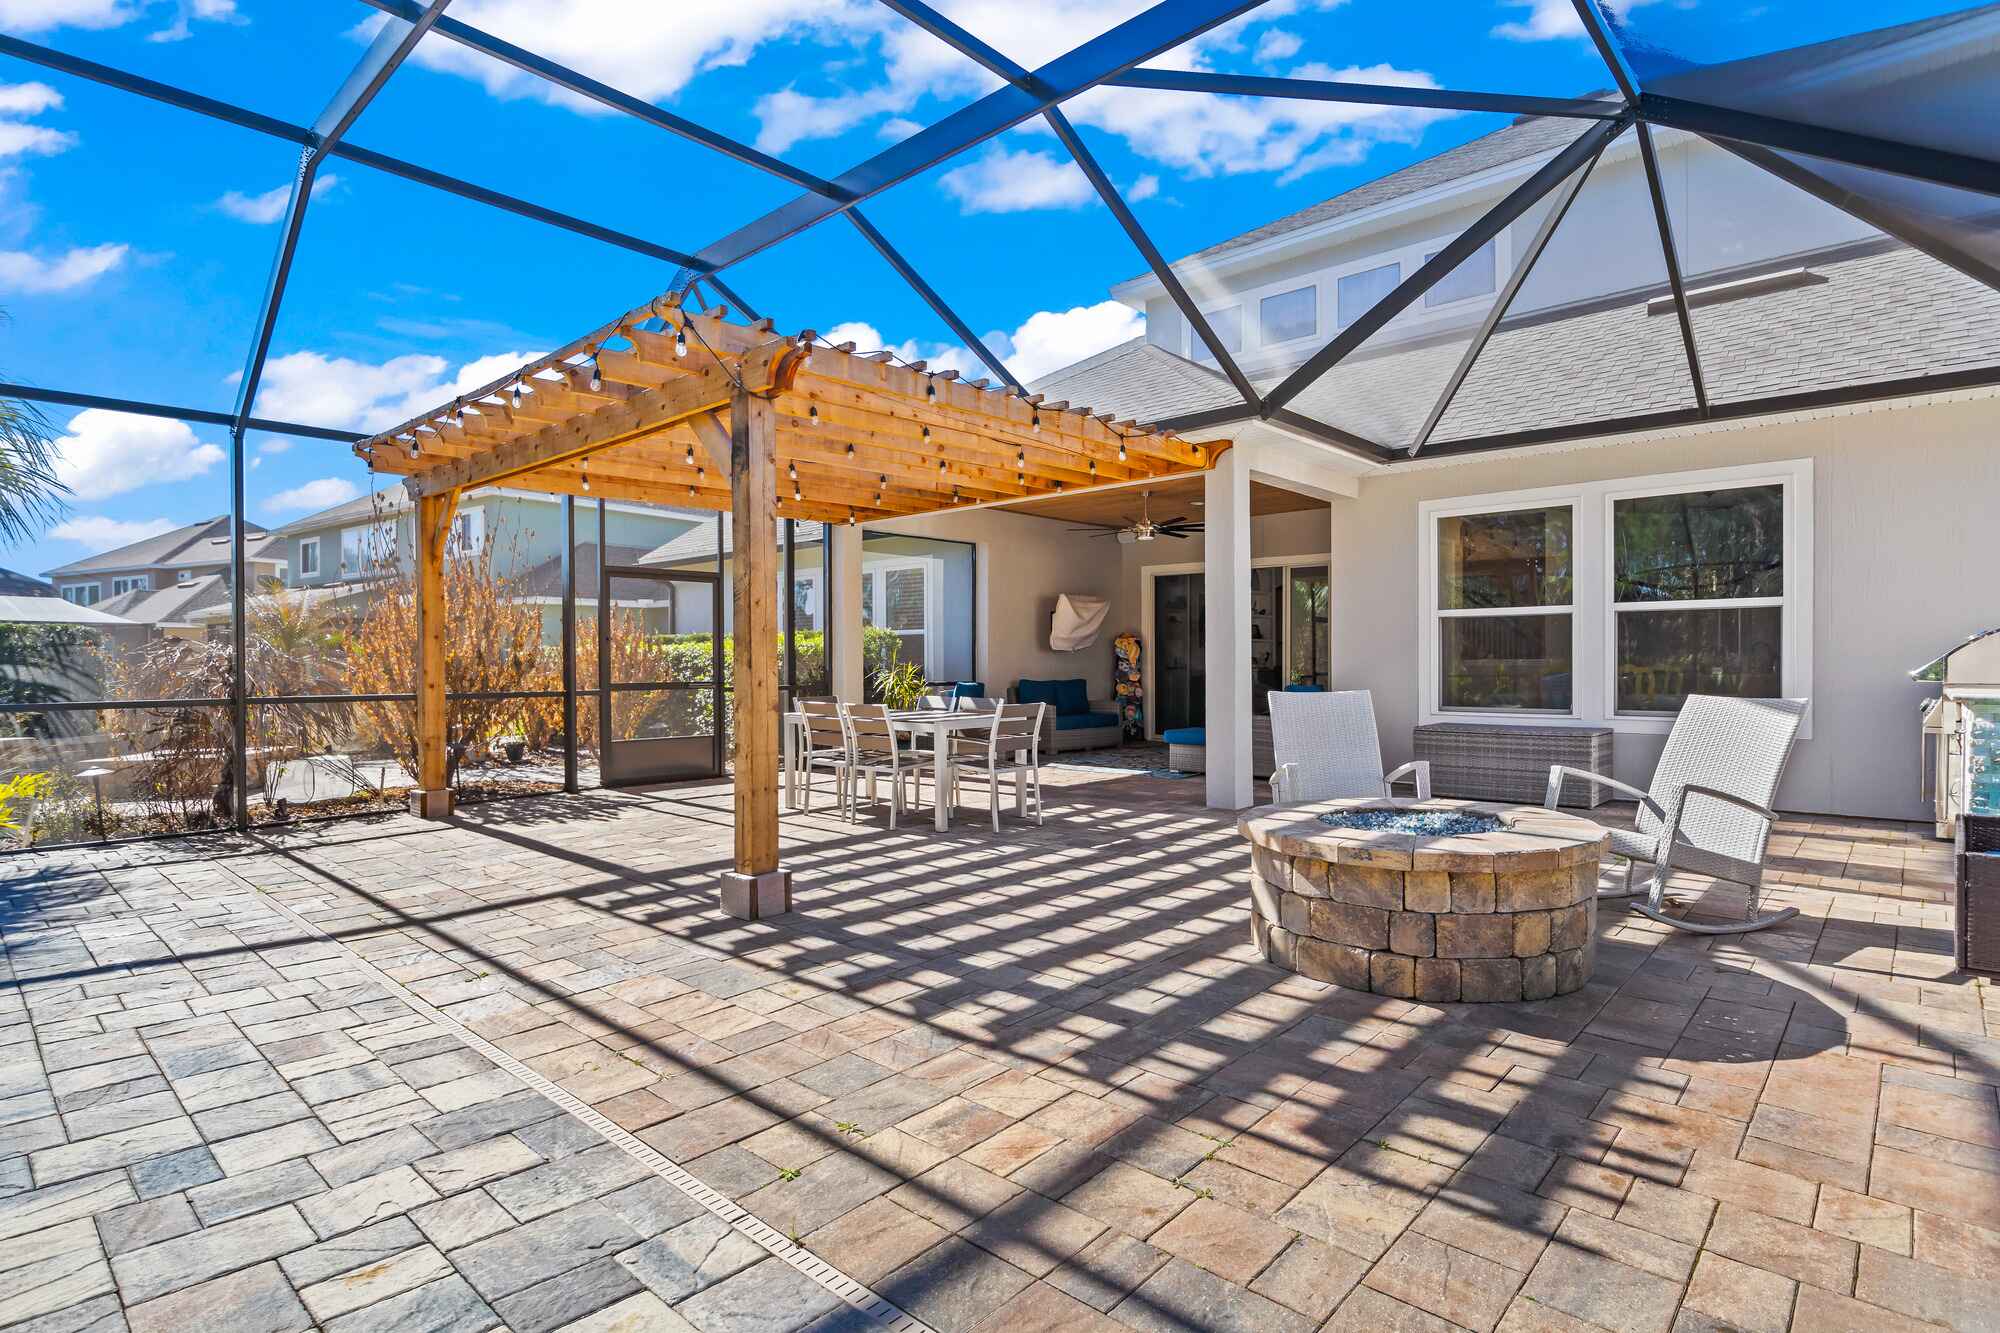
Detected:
[{"left": 5, "top": 0, "right": 1999, "bottom": 847}]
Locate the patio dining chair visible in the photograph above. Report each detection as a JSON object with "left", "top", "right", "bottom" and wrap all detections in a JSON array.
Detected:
[
  {"left": 1267, "top": 689, "right": 1430, "bottom": 805},
  {"left": 1544, "top": 695, "right": 1808, "bottom": 935},
  {"left": 946, "top": 701, "right": 1045, "bottom": 829},
  {"left": 842, "top": 704, "right": 934, "bottom": 829},
  {"left": 796, "top": 698, "right": 851, "bottom": 815}
]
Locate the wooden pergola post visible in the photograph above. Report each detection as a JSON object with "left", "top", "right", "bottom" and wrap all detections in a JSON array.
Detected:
[
  {"left": 719, "top": 386, "right": 791, "bottom": 919},
  {"left": 410, "top": 487, "right": 458, "bottom": 819}
]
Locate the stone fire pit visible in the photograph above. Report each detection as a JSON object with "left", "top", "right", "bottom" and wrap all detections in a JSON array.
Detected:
[{"left": 1239, "top": 796, "right": 1608, "bottom": 1002}]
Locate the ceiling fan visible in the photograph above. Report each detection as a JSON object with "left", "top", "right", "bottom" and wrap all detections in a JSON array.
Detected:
[{"left": 1071, "top": 490, "right": 1204, "bottom": 543}]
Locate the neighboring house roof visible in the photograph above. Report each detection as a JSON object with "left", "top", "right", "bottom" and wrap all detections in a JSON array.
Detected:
[
  {"left": 97, "top": 573, "right": 230, "bottom": 627},
  {"left": 638, "top": 515, "right": 824, "bottom": 570},
  {"left": 43, "top": 516, "right": 278, "bottom": 578},
  {"left": 0, "top": 594, "right": 129, "bottom": 625},
  {"left": 511, "top": 543, "right": 661, "bottom": 598},
  {"left": 1037, "top": 242, "right": 2000, "bottom": 446},
  {"left": 271, "top": 489, "right": 405, "bottom": 536},
  {"left": 0, "top": 567, "right": 53, "bottom": 596},
  {"left": 188, "top": 580, "right": 376, "bottom": 625}
]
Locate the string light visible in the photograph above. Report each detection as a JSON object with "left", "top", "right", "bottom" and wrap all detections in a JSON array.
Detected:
[
  {"left": 844, "top": 442, "right": 855, "bottom": 457},
  {"left": 793, "top": 484, "right": 801, "bottom": 502},
  {"left": 787, "top": 462, "right": 797, "bottom": 480},
  {"left": 937, "top": 459, "right": 946, "bottom": 473},
  {"left": 921, "top": 425, "right": 931, "bottom": 443},
  {"left": 847, "top": 510, "right": 856, "bottom": 526},
  {"left": 685, "top": 444, "right": 694, "bottom": 467},
  {"left": 588, "top": 356, "right": 603, "bottom": 393},
  {"left": 1016, "top": 448, "right": 1024, "bottom": 465},
  {"left": 511, "top": 380, "right": 523, "bottom": 410},
  {"left": 808, "top": 404, "right": 819, "bottom": 426},
  {"left": 448, "top": 398, "right": 462, "bottom": 427},
  {"left": 406, "top": 436, "right": 420, "bottom": 460},
  {"left": 673, "top": 324, "right": 688, "bottom": 358},
  {"left": 580, "top": 459, "right": 590, "bottom": 493},
  {"left": 926, "top": 380, "right": 937, "bottom": 402},
  {"left": 1031, "top": 410, "right": 1040, "bottom": 432},
  {"left": 1118, "top": 441, "right": 1127, "bottom": 462},
  {"left": 1089, "top": 459, "right": 1098, "bottom": 475}
]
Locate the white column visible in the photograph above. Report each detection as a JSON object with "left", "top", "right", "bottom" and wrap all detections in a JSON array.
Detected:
[
  {"left": 1204, "top": 446, "right": 1253, "bottom": 809},
  {"left": 830, "top": 523, "right": 865, "bottom": 700}
]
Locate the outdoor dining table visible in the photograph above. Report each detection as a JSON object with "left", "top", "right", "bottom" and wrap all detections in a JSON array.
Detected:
[{"left": 781, "top": 707, "right": 1002, "bottom": 832}]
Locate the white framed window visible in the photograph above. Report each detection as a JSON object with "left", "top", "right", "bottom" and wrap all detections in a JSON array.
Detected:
[
  {"left": 340, "top": 519, "right": 395, "bottom": 574},
  {"left": 447, "top": 508, "right": 483, "bottom": 556},
  {"left": 1192, "top": 306, "right": 1242, "bottom": 365},
  {"left": 1423, "top": 238, "right": 1497, "bottom": 308},
  {"left": 111, "top": 575, "right": 149, "bottom": 596},
  {"left": 861, "top": 557, "right": 941, "bottom": 677},
  {"left": 298, "top": 538, "right": 320, "bottom": 577},
  {"left": 1259, "top": 286, "right": 1316, "bottom": 345},
  {"left": 1337, "top": 261, "right": 1401, "bottom": 329},
  {"left": 1419, "top": 461, "right": 1812, "bottom": 735},
  {"left": 62, "top": 583, "right": 101, "bottom": 606}
]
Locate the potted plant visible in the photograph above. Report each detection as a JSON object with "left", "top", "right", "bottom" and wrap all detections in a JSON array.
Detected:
[
  {"left": 490, "top": 734, "right": 529, "bottom": 763},
  {"left": 872, "top": 661, "right": 928, "bottom": 710}
]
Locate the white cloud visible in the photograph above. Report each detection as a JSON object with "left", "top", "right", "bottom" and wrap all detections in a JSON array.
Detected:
[
  {"left": 1127, "top": 174, "right": 1159, "bottom": 203},
  {"left": 0, "top": 241, "right": 126, "bottom": 293},
  {"left": 1493, "top": 0, "right": 1652, "bottom": 42},
  {"left": 250, "top": 348, "right": 544, "bottom": 433},
  {"left": 367, "top": 0, "right": 1441, "bottom": 188},
  {"left": 0, "top": 123, "right": 74, "bottom": 158},
  {"left": 999, "top": 300, "right": 1145, "bottom": 383},
  {"left": 51, "top": 410, "right": 225, "bottom": 501},
  {"left": 0, "top": 0, "right": 134, "bottom": 32},
  {"left": 823, "top": 298, "right": 1144, "bottom": 386},
  {"left": 214, "top": 173, "right": 338, "bottom": 224},
  {"left": 150, "top": 0, "right": 241, "bottom": 42},
  {"left": 261, "top": 476, "right": 360, "bottom": 515},
  {"left": 360, "top": 0, "right": 887, "bottom": 112},
  {"left": 939, "top": 147, "right": 1093, "bottom": 214},
  {"left": 0, "top": 83, "right": 62, "bottom": 117},
  {"left": 1254, "top": 29, "right": 1303, "bottom": 63},
  {"left": 48, "top": 514, "right": 174, "bottom": 548}
]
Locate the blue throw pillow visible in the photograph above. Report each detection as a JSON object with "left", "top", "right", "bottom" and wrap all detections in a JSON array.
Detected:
[
  {"left": 1053, "top": 678, "right": 1089, "bottom": 716},
  {"left": 951, "top": 681, "right": 986, "bottom": 701}
]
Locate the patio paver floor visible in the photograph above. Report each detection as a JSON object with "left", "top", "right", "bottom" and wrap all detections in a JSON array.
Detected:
[{"left": 1, "top": 765, "right": 1991, "bottom": 1332}]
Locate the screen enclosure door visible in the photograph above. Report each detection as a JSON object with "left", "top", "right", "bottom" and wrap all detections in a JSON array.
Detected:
[{"left": 598, "top": 565, "right": 724, "bottom": 786}]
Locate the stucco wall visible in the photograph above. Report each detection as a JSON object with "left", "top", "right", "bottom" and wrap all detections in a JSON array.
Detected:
[{"left": 1329, "top": 396, "right": 2000, "bottom": 821}]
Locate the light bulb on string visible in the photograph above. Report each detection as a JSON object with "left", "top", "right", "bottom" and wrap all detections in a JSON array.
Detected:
[
  {"left": 1031, "top": 410, "right": 1040, "bottom": 432},
  {"left": 406, "top": 437, "right": 420, "bottom": 460},
  {"left": 580, "top": 459, "right": 590, "bottom": 493},
  {"left": 448, "top": 399, "right": 462, "bottom": 427},
  {"left": 925, "top": 380, "right": 936, "bottom": 402},
  {"left": 588, "top": 357, "right": 602, "bottom": 393},
  {"left": 674, "top": 324, "right": 688, "bottom": 358},
  {"left": 511, "top": 380, "right": 523, "bottom": 410},
  {"left": 1118, "top": 441, "right": 1127, "bottom": 462},
  {"left": 808, "top": 404, "right": 819, "bottom": 426}
]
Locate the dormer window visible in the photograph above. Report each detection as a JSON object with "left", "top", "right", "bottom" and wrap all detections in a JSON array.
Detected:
[
  {"left": 1424, "top": 238, "right": 1497, "bottom": 308},
  {"left": 1337, "top": 262, "right": 1401, "bottom": 329},
  {"left": 1260, "top": 286, "right": 1316, "bottom": 344},
  {"left": 1192, "top": 306, "right": 1242, "bottom": 365}
]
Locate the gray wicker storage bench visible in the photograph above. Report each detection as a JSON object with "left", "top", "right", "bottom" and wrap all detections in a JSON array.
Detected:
[{"left": 1413, "top": 722, "right": 1615, "bottom": 807}]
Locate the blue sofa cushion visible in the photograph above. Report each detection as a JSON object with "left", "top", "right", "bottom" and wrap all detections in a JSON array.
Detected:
[
  {"left": 1017, "top": 677, "right": 1091, "bottom": 716},
  {"left": 1055, "top": 711, "right": 1120, "bottom": 732},
  {"left": 951, "top": 681, "right": 986, "bottom": 701},
  {"left": 1161, "top": 727, "right": 1206, "bottom": 746},
  {"left": 1282, "top": 683, "right": 1325, "bottom": 692}
]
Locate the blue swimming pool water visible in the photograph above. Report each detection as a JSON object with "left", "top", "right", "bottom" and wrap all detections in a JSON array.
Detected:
[{"left": 1316, "top": 810, "right": 1503, "bottom": 837}]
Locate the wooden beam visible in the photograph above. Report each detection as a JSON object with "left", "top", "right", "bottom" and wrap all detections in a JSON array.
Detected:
[
  {"left": 411, "top": 487, "right": 457, "bottom": 819},
  {"left": 398, "top": 340, "right": 800, "bottom": 497},
  {"left": 730, "top": 388, "right": 781, "bottom": 880}
]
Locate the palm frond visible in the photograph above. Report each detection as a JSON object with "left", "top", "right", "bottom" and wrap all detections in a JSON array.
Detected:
[{"left": 0, "top": 393, "right": 69, "bottom": 545}]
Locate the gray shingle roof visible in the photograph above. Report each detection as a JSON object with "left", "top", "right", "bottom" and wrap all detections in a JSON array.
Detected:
[
  {"left": 1033, "top": 242, "right": 2000, "bottom": 450},
  {"left": 44, "top": 516, "right": 274, "bottom": 577},
  {"left": 96, "top": 573, "right": 229, "bottom": 627},
  {"left": 0, "top": 568, "right": 53, "bottom": 596}
]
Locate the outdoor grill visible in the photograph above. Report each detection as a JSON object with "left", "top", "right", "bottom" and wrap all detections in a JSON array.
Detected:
[
  {"left": 1913, "top": 629, "right": 2000, "bottom": 840},
  {"left": 1913, "top": 630, "right": 2000, "bottom": 977}
]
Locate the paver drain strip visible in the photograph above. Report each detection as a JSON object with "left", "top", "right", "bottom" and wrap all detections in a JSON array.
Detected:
[{"left": 250, "top": 876, "right": 935, "bottom": 1333}]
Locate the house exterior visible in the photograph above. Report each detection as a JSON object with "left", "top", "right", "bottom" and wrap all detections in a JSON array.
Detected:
[
  {"left": 0, "top": 568, "right": 54, "bottom": 598},
  {"left": 41, "top": 516, "right": 287, "bottom": 635},
  {"left": 264, "top": 487, "right": 700, "bottom": 639},
  {"left": 830, "top": 114, "right": 2000, "bottom": 824}
]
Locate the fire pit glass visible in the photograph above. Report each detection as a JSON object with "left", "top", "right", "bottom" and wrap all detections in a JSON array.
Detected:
[{"left": 1317, "top": 809, "right": 1502, "bottom": 837}]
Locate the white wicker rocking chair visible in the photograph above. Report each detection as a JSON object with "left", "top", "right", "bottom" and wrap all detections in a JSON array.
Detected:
[
  {"left": 1546, "top": 695, "right": 1808, "bottom": 935},
  {"left": 1267, "top": 689, "right": 1431, "bottom": 805}
]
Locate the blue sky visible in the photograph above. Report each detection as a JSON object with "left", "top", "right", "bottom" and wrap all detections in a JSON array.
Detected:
[{"left": 0, "top": 0, "right": 1900, "bottom": 574}]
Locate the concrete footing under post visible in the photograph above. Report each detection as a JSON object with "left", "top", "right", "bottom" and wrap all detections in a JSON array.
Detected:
[
  {"left": 407, "top": 789, "right": 454, "bottom": 819},
  {"left": 719, "top": 868, "right": 793, "bottom": 919}
]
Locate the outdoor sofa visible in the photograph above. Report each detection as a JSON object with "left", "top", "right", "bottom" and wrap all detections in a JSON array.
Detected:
[{"left": 1010, "top": 677, "right": 1122, "bottom": 752}]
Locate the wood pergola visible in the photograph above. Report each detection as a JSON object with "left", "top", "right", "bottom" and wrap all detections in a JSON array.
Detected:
[{"left": 356, "top": 290, "right": 1227, "bottom": 910}]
